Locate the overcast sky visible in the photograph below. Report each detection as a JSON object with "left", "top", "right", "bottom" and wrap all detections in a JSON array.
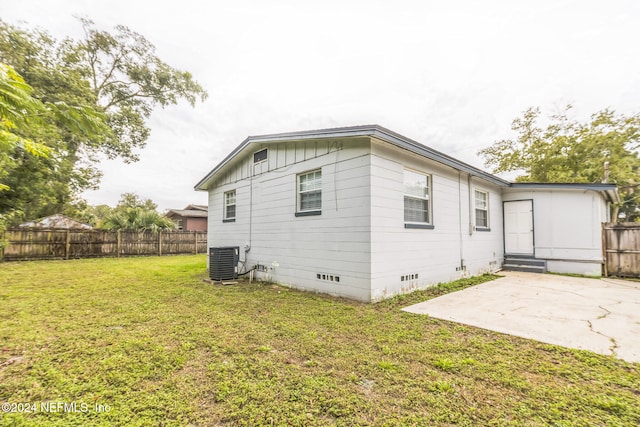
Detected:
[{"left": 2, "top": 0, "right": 640, "bottom": 211}]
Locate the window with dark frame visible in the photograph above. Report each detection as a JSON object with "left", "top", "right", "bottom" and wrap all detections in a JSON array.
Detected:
[{"left": 253, "top": 148, "right": 268, "bottom": 163}]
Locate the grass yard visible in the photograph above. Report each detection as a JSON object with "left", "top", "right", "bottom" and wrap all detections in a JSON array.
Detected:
[{"left": 0, "top": 256, "right": 638, "bottom": 426}]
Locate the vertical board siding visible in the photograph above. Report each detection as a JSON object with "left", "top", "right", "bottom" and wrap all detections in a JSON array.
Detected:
[{"left": 1, "top": 229, "right": 207, "bottom": 261}]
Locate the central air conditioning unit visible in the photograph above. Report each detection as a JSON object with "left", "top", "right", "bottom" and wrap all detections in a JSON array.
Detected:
[{"left": 209, "top": 247, "right": 239, "bottom": 281}]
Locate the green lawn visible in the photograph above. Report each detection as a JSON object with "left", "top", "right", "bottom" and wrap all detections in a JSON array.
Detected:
[{"left": 0, "top": 256, "right": 638, "bottom": 426}]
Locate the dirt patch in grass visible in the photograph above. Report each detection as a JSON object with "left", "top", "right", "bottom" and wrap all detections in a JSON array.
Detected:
[{"left": 1, "top": 257, "right": 638, "bottom": 426}]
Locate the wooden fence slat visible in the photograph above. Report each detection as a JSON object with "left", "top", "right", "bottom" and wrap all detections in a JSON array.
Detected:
[
  {"left": 603, "top": 222, "right": 640, "bottom": 278},
  {"left": 0, "top": 228, "right": 208, "bottom": 261}
]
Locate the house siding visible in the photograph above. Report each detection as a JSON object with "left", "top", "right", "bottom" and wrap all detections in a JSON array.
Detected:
[
  {"left": 368, "top": 139, "right": 503, "bottom": 301},
  {"left": 202, "top": 126, "right": 616, "bottom": 302},
  {"left": 207, "top": 137, "right": 373, "bottom": 301},
  {"left": 184, "top": 217, "right": 208, "bottom": 232},
  {"left": 502, "top": 188, "right": 608, "bottom": 276}
]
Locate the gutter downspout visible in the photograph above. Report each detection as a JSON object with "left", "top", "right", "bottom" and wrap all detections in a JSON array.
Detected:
[
  {"left": 458, "top": 172, "right": 464, "bottom": 271},
  {"left": 244, "top": 166, "right": 253, "bottom": 270},
  {"left": 468, "top": 174, "right": 474, "bottom": 236}
]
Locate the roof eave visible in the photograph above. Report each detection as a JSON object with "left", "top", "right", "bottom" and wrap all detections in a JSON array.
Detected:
[
  {"left": 194, "top": 124, "right": 510, "bottom": 190},
  {"left": 369, "top": 127, "right": 510, "bottom": 187}
]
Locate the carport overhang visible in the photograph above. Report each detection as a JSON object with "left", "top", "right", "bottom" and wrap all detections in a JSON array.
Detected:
[{"left": 507, "top": 182, "right": 620, "bottom": 204}]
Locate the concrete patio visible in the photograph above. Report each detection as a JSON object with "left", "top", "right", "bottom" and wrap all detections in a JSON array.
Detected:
[{"left": 403, "top": 271, "right": 640, "bottom": 363}]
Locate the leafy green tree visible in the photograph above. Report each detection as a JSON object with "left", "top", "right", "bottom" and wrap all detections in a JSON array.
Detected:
[
  {"left": 0, "top": 62, "right": 50, "bottom": 191},
  {"left": 0, "top": 61, "right": 109, "bottom": 246},
  {"left": 63, "top": 18, "right": 208, "bottom": 162},
  {"left": 97, "top": 193, "right": 173, "bottom": 232},
  {"left": 102, "top": 208, "right": 174, "bottom": 232},
  {"left": 479, "top": 106, "right": 640, "bottom": 220},
  {"left": 0, "top": 18, "right": 207, "bottom": 222},
  {"left": 617, "top": 185, "right": 640, "bottom": 222},
  {"left": 89, "top": 193, "right": 175, "bottom": 231},
  {"left": 114, "top": 192, "right": 158, "bottom": 211},
  {"left": 65, "top": 201, "right": 112, "bottom": 228}
]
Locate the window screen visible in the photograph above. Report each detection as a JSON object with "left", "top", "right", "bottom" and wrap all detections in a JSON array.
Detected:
[
  {"left": 404, "top": 170, "right": 431, "bottom": 223},
  {"left": 298, "top": 170, "right": 322, "bottom": 212}
]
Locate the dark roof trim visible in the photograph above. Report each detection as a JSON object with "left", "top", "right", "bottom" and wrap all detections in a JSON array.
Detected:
[{"left": 195, "top": 125, "right": 509, "bottom": 190}]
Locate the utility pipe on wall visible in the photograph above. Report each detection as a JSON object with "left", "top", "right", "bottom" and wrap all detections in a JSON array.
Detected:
[
  {"left": 468, "top": 173, "right": 474, "bottom": 236},
  {"left": 458, "top": 172, "right": 464, "bottom": 270}
]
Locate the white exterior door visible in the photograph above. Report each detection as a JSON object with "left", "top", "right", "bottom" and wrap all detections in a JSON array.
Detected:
[{"left": 504, "top": 200, "right": 534, "bottom": 255}]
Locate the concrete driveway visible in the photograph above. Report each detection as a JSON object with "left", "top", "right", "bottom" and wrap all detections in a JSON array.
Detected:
[{"left": 403, "top": 271, "right": 640, "bottom": 363}]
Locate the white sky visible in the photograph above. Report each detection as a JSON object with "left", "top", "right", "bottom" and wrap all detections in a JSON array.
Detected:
[{"left": 2, "top": 0, "right": 640, "bottom": 211}]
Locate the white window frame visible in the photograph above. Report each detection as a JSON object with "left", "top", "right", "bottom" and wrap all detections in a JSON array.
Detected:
[
  {"left": 223, "top": 190, "right": 236, "bottom": 221},
  {"left": 474, "top": 189, "right": 489, "bottom": 230},
  {"left": 403, "top": 169, "right": 432, "bottom": 228},
  {"left": 175, "top": 219, "right": 183, "bottom": 231},
  {"left": 296, "top": 169, "right": 322, "bottom": 215}
]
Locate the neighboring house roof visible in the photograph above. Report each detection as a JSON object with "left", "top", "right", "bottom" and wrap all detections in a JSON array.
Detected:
[
  {"left": 194, "top": 124, "right": 511, "bottom": 191},
  {"left": 185, "top": 204, "right": 208, "bottom": 211},
  {"left": 19, "top": 214, "right": 93, "bottom": 229},
  {"left": 166, "top": 207, "right": 208, "bottom": 219},
  {"left": 194, "top": 125, "right": 620, "bottom": 202}
]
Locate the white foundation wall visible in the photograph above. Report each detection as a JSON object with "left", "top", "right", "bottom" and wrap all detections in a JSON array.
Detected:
[
  {"left": 502, "top": 188, "right": 608, "bottom": 276},
  {"left": 207, "top": 138, "right": 373, "bottom": 301},
  {"left": 368, "top": 140, "right": 504, "bottom": 301}
]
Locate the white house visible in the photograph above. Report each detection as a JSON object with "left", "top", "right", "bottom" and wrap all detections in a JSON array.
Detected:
[{"left": 195, "top": 125, "right": 619, "bottom": 302}]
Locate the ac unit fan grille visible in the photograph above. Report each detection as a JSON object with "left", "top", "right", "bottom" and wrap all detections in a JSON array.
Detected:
[{"left": 209, "top": 246, "right": 239, "bottom": 280}]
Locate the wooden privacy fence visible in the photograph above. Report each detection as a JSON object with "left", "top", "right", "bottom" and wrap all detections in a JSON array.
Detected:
[
  {"left": 0, "top": 228, "right": 208, "bottom": 261},
  {"left": 603, "top": 222, "right": 640, "bottom": 278}
]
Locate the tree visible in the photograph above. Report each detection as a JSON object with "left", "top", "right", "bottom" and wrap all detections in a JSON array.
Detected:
[
  {"left": 0, "top": 62, "right": 50, "bottom": 191},
  {"left": 0, "top": 18, "right": 207, "bottom": 222},
  {"left": 100, "top": 193, "right": 174, "bottom": 231},
  {"left": 479, "top": 106, "right": 640, "bottom": 220},
  {"left": 102, "top": 208, "right": 174, "bottom": 232},
  {"left": 63, "top": 18, "right": 208, "bottom": 162},
  {"left": 114, "top": 192, "right": 158, "bottom": 211},
  {"left": 0, "top": 61, "right": 110, "bottom": 248}
]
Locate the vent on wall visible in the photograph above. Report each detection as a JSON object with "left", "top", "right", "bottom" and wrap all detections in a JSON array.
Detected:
[
  {"left": 253, "top": 148, "right": 268, "bottom": 163},
  {"left": 209, "top": 247, "right": 239, "bottom": 280},
  {"left": 317, "top": 273, "right": 340, "bottom": 283},
  {"left": 401, "top": 273, "right": 419, "bottom": 282}
]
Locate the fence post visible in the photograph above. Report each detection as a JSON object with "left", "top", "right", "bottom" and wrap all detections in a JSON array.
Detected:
[
  {"left": 117, "top": 230, "right": 121, "bottom": 257},
  {"left": 194, "top": 231, "right": 198, "bottom": 254},
  {"left": 65, "top": 230, "right": 71, "bottom": 260},
  {"left": 158, "top": 230, "right": 163, "bottom": 256}
]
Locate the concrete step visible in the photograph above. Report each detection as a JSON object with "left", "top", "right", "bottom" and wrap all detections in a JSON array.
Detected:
[
  {"left": 502, "top": 263, "right": 547, "bottom": 273},
  {"left": 504, "top": 258, "right": 546, "bottom": 268},
  {"left": 503, "top": 255, "right": 547, "bottom": 273}
]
